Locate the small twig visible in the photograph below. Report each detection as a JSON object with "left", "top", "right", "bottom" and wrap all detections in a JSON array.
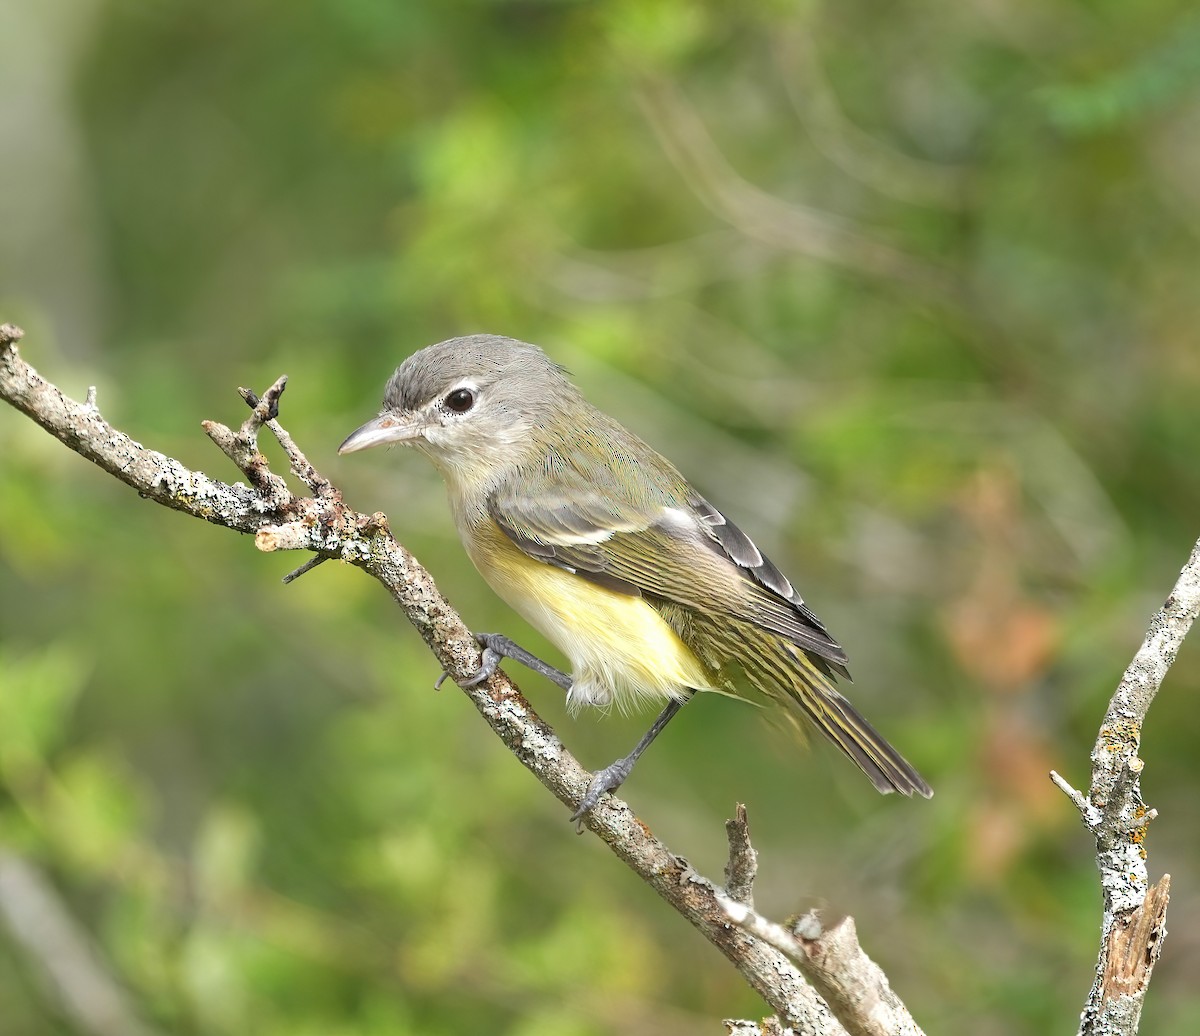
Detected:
[
  {"left": 201, "top": 412, "right": 291, "bottom": 508},
  {"left": 724, "top": 803, "right": 758, "bottom": 908},
  {"left": 239, "top": 378, "right": 337, "bottom": 499},
  {"left": 197, "top": 377, "right": 294, "bottom": 509},
  {"left": 282, "top": 555, "right": 330, "bottom": 584},
  {"left": 240, "top": 384, "right": 275, "bottom": 422},
  {"left": 1049, "top": 769, "right": 1095, "bottom": 823},
  {"left": 722, "top": 898, "right": 807, "bottom": 959},
  {"left": 268, "top": 417, "right": 338, "bottom": 500},
  {"left": 219, "top": 380, "right": 303, "bottom": 507},
  {"left": 238, "top": 376, "right": 285, "bottom": 433}
]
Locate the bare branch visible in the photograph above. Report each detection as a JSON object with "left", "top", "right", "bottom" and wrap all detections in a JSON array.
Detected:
[
  {"left": 1053, "top": 535, "right": 1200, "bottom": 1035},
  {"left": 0, "top": 327, "right": 852, "bottom": 1035},
  {"left": 1049, "top": 769, "right": 1094, "bottom": 821},
  {"left": 281, "top": 554, "right": 330, "bottom": 584},
  {"left": 719, "top": 897, "right": 925, "bottom": 1036},
  {"left": 240, "top": 379, "right": 338, "bottom": 499}
]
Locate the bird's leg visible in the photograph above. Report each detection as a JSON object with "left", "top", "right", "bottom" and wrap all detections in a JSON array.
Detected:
[
  {"left": 436, "top": 632, "right": 573, "bottom": 691},
  {"left": 440, "top": 638, "right": 690, "bottom": 829},
  {"left": 571, "top": 695, "right": 689, "bottom": 828}
]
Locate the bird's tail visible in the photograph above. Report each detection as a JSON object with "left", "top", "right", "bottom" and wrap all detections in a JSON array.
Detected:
[
  {"left": 730, "top": 626, "right": 933, "bottom": 798},
  {"left": 793, "top": 667, "right": 932, "bottom": 798}
]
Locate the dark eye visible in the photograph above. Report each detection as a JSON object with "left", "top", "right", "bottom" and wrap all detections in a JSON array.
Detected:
[{"left": 444, "top": 387, "right": 476, "bottom": 413}]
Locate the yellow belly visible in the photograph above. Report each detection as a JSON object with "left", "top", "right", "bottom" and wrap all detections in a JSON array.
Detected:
[{"left": 465, "top": 524, "right": 717, "bottom": 711}]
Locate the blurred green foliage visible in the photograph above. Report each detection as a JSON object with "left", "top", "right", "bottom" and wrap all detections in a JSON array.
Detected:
[{"left": 3, "top": 1, "right": 1200, "bottom": 1033}]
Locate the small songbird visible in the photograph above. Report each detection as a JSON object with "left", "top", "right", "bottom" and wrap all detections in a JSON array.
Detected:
[{"left": 339, "top": 334, "right": 932, "bottom": 822}]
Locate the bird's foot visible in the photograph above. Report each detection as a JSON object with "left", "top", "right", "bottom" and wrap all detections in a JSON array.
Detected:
[
  {"left": 435, "top": 632, "right": 572, "bottom": 691},
  {"left": 570, "top": 756, "right": 635, "bottom": 831},
  {"left": 567, "top": 697, "right": 688, "bottom": 831}
]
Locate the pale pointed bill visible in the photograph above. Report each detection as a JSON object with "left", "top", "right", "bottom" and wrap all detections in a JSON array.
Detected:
[{"left": 338, "top": 412, "right": 426, "bottom": 454}]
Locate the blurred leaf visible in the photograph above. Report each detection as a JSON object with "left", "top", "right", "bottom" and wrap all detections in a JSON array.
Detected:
[
  {"left": 0, "top": 644, "right": 88, "bottom": 780},
  {"left": 45, "top": 750, "right": 147, "bottom": 873},
  {"left": 193, "top": 802, "right": 262, "bottom": 904},
  {"left": 1038, "top": 19, "right": 1200, "bottom": 133},
  {"left": 601, "top": 0, "right": 710, "bottom": 67},
  {"left": 180, "top": 924, "right": 250, "bottom": 1033}
]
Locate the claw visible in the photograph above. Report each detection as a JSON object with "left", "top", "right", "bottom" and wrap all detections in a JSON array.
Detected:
[
  {"left": 567, "top": 697, "right": 689, "bottom": 830},
  {"left": 570, "top": 758, "right": 635, "bottom": 830},
  {"left": 435, "top": 637, "right": 503, "bottom": 691},
  {"left": 436, "top": 631, "right": 688, "bottom": 834},
  {"left": 461, "top": 645, "right": 502, "bottom": 687},
  {"left": 438, "top": 631, "right": 572, "bottom": 695}
]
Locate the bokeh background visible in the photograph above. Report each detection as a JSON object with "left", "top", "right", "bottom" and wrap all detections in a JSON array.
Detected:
[{"left": 3, "top": 2, "right": 1200, "bottom": 1033}]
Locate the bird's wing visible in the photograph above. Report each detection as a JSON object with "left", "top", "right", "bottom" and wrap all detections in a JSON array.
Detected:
[{"left": 487, "top": 484, "right": 849, "bottom": 672}]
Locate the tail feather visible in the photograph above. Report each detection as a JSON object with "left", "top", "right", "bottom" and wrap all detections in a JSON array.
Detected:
[
  {"left": 777, "top": 645, "right": 932, "bottom": 797},
  {"left": 798, "top": 680, "right": 933, "bottom": 798},
  {"left": 699, "top": 616, "right": 932, "bottom": 798}
]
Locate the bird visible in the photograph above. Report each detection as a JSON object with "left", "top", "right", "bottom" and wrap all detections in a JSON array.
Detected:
[{"left": 339, "top": 334, "right": 932, "bottom": 822}]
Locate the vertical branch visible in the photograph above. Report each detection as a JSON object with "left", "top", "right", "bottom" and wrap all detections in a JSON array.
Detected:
[{"left": 1052, "top": 535, "right": 1200, "bottom": 1034}]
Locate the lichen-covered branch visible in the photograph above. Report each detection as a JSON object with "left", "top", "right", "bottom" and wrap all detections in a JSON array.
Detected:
[
  {"left": 1051, "top": 535, "right": 1200, "bottom": 1035},
  {"left": 724, "top": 1018, "right": 789, "bottom": 1036},
  {"left": 0, "top": 324, "right": 850, "bottom": 1035}
]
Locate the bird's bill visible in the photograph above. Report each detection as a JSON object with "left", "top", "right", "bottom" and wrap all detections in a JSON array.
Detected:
[{"left": 337, "top": 411, "right": 425, "bottom": 454}]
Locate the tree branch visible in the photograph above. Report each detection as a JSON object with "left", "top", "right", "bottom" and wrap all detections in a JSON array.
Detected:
[
  {"left": 1050, "top": 535, "right": 1200, "bottom": 1035},
  {"left": 0, "top": 324, "right": 862, "bottom": 1034},
  {"left": 718, "top": 897, "right": 926, "bottom": 1036}
]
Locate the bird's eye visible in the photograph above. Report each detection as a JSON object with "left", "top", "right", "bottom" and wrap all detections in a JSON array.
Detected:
[{"left": 444, "top": 388, "right": 476, "bottom": 413}]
